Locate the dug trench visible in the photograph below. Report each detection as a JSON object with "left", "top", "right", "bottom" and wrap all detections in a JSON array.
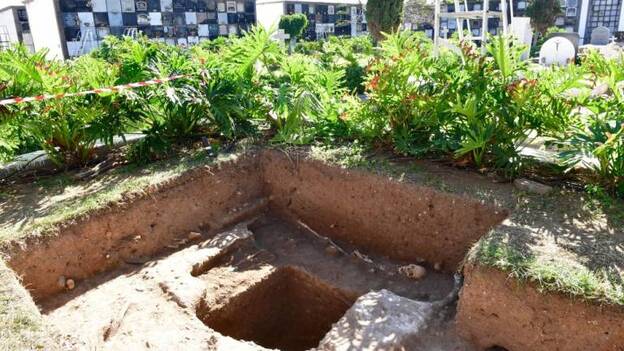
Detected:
[{"left": 2, "top": 150, "right": 509, "bottom": 350}]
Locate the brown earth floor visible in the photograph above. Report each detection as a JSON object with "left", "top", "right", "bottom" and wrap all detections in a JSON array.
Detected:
[{"left": 40, "top": 214, "right": 475, "bottom": 350}]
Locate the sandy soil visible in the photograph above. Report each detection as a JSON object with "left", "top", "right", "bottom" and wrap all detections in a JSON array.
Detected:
[
  {"left": 40, "top": 214, "right": 475, "bottom": 350},
  {"left": 5, "top": 147, "right": 621, "bottom": 350}
]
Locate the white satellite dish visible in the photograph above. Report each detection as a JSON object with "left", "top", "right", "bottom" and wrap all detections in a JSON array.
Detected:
[{"left": 539, "top": 37, "right": 575, "bottom": 66}]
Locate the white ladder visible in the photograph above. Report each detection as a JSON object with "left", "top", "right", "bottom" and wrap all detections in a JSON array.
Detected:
[
  {"left": 433, "top": 0, "right": 511, "bottom": 54},
  {"left": 77, "top": 26, "right": 96, "bottom": 56},
  {"left": 0, "top": 25, "right": 10, "bottom": 50},
  {"left": 123, "top": 27, "right": 139, "bottom": 39}
]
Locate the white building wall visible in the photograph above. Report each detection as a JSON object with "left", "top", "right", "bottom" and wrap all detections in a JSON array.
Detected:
[
  {"left": 0, "top": 8, "right": 21, "bottom": 43},
  {"left": 23, "top": 0, "right": 66, "bottom": 59},
  {"left": 256, "top": 1, "right": 286, "bottom": 31},
  {"left": 619, "top": 1, "right": 624, "bottom": 31}
]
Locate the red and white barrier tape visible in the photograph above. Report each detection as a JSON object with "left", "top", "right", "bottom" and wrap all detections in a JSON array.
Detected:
[{"left": 0, "top": 74, "right": 189, "bottom": 106}]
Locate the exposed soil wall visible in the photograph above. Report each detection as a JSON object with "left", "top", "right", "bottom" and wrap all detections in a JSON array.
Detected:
[
  {"left": 6, "top": 148, "right": 623, "bottom": 350},
  {"left": 261, "top": 150, "right": 507, "bottom": 270},
  {"left": 5, "top": 150, "right": 508, "bottom": 302},
  {"left": 198, "top": 266, "right": 355, "bottom": 351},
  {"left": 6, "top": 154, "right": 266, "bottom": 301},
  {"left": 457, "top": 264, "right": 624, "bottom": 351}
]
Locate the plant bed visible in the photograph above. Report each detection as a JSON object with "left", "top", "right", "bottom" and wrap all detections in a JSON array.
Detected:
[{"left": 0, "top": 147, "right": 622, "bottom": 350}]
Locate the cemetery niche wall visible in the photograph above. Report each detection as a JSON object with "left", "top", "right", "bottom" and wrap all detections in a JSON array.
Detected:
[
  {"left": 59, "top": 0, "right": 257, "bottom": 56},
  {"left": 283, "top": 2, "right": 366, "bottom": 40}
]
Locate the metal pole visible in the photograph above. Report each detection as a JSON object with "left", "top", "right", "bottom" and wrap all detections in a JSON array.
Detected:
[
  {"left": 434, "top": 0, "right": 441, "bottom": 55},
  {"left": 481, "top": 0, "right": 488, "bottom": 53},
  {"left": 501, "top": 0, "right": 509, "bottom": 36},
  {"left": 509, "top": 0, "right": 515, "bottom": 21},
  {"left": 455, "top": 0, "right": 463, "bottom": 40}
]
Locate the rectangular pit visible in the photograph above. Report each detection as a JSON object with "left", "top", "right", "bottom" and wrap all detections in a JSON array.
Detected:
[
  {"left": 198, "top": 266, "right": 354, "bottom": 351},
  {"left": 1, "top": 149, "right": 507, "bottom": 350}
]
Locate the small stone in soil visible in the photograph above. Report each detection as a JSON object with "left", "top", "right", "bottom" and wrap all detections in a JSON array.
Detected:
[
  {"left": 284, "top": 238, "right": 296, "bottom": 250},
  {"left": 513, "top": 178, "right": 553, "bottom": 195},
  {"left": 188, "top": 232, "right": 202, "bottom": 241},
  {"left": 57, "top": 276, "right": 66, "bottom": 288},
  {"left": 66, "top": 279, "right": 75, "bottom": 290},
  {"left": 434, "top": 262, "right": 442, "bottom": 271},
  {"left": 325, "top": 245, "right": 339, "bottom": 256}
]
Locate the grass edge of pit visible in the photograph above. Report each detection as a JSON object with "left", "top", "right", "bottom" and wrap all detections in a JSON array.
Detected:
[
  {"left": 0, "top": 260, "right": 69, "bottom": 351},
  {"left": 0, "top": 147, "right": 259, "bottom": 250}
]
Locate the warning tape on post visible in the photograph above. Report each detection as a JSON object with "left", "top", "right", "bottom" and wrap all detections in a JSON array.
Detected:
[{"left": 0, "top": 74, "right": 190, "bottom": 106}]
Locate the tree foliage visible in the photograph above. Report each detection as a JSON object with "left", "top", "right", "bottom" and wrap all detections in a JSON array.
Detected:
[
  {"left": 403, "top": 0, "right": 434, "bottom": 28},
  {"left": 526, "top": 0, "right": 562, "bottom": 35},
  {"left": 279, "top": 14, "right": 309, "bottom": 39},
  {"left": 366, "top": 0, "right": 404, "bottom": 42}
]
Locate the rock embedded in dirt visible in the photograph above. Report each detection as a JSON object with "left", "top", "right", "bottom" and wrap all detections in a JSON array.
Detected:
[
  {"left": 57, "top": 276, "right": 66, "bottom": 288},
  {"left": 65, "top": 279, "right": 75, "bottom": 290},
  {"left": 188, "top": 232, "right": 202, "bottom": 241},
  {"left": 324, "top": 245, "right": 339, "bottom": 256},
  {"left": 398, "top": 264, "right": 427, "bottom": 280},
  {"left": 318, "top": 290, "right": 435, "bottom": 350},
  {"left": 434, "top": 262, "right": 443, "bottom": 271},
  {"left": 513, "top": 178, "right": 553, "bottom": 195}
]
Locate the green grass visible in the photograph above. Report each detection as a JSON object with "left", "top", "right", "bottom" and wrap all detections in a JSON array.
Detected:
[
  {"left": 473, "top": 234, "right": 624, "bottom": 305},
  {"left": 470, "top": 190, "right": 624, "bottom": 306}
]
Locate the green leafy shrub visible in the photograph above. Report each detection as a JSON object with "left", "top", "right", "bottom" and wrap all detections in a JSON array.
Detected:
[
  {"left": 553, "top": 52, "right": 624, "bottom": 196},
  {"left": 296, "top": 36, "right": 374, "bottom": 93},
  {"left": 0, "top": 45, "right": 66, "bottom": 160},
  {"left": 2, "top": 27, "right": 624, "bottom": 199}
]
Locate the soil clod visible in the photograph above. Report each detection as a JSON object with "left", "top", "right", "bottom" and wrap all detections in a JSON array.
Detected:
[
  {"left": 188, "top": 232, "right": 202, "bottom": 241},
  {"left": 324, "top": 245, "right": 339, "bottom": 256}
]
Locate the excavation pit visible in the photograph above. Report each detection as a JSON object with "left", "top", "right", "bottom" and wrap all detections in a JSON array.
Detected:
[
  {"left": 199, "top": 266, "right": 354, "bottom": 351},
  {"left": 2, "top": 150, "right": 508, "bottom": 350}
]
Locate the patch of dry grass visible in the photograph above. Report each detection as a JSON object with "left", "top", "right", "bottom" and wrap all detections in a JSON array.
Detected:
[
  {"left": 0, "top": 260, "right": 62, "bottom": 350},
  {"left": 0, "top": 149, "right": 243, "bottom": 244}
]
